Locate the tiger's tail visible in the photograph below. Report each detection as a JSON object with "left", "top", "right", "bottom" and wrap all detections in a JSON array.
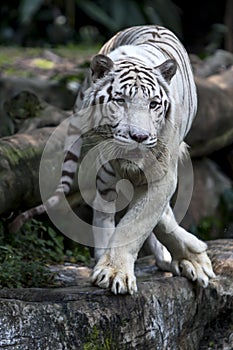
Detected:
[
  {"left": 8, "top": 111, "right": 84, "bottom": 233},
  {"left": 8, "top": 193, "right": 61, "bottom": 233}
]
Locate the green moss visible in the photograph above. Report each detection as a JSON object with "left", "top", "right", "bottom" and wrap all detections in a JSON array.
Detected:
[
  {"left": 2, "top": 66, "right": 34, "bottom": 78},
  {"left": 83, "top": 326, "right": 116, "bottom": 350},
  {"left": 54, "top": 43, "right": 101, "bottom": 59},
  {"left": 1, "top": 145, "right": 40, "bottom": 166},
  {"left": 0, "top": 48, "right": 19, "bottom": 65},
  {"left": 0, "top": 45, "right": 100, "bottom": 78},
  {"left": 208, "top": 341, "right": 215, "bottom": 348},
  {"left": 32, "top": 58, "right": 55, "bottom": 69}
]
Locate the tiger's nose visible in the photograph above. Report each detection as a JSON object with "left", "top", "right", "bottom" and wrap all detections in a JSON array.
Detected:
[{"left": 129, "top": 127, "right": 149, "bottom": 143}]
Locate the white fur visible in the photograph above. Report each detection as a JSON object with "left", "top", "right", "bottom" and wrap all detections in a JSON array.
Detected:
[{"left": 88, "top": 26, "right": 215, "bottom": 294}]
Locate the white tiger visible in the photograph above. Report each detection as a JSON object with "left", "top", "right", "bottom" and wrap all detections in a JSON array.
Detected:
[{"left": 10, "top": 25, "right": 215, "bottom": 294}]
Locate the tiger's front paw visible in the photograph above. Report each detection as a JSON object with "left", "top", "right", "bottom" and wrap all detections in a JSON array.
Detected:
[
  {"left": 171, "top": 239, "right": 216, "bottom": 288},
  {"left": 91, "top": 252, "right": 137, "bottom": 295}
]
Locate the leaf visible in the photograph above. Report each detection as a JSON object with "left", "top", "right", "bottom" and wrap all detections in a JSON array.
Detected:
[
  {"left": 19, "top": 0, "right": 44, "bottom": 24},
  {"left": 147, "top": 0, "right": 182, "bottom": 37},
  {"left": 77, "top": 0, "right": 119, "bottom": 32},
  {"left": 110, "top": 0, "right": 146, "bottom": 28}
]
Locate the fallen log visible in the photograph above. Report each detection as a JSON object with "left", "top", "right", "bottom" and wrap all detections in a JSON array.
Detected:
[
  {"left": 0, "top": 127, "right": 64, "bottom": 216},
  {"left": 0, "top": 67, "right": 233, "bottom": 216}
]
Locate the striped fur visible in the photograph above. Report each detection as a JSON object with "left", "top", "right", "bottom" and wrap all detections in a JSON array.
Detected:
[{"left": 9, "top": 25, "right": 197, "bottom": 234}]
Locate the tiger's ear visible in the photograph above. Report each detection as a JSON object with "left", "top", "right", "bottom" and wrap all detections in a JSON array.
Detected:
[
  {"left": 156, "top": 59, "right": 177, "bottom": 83},
  {"left": 90, "top": 54, "right": 114, "bottom": 82}
]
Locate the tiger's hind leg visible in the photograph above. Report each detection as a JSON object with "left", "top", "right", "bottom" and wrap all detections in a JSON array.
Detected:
[
  {"left": 154, "top": 204, "right": 215, "bottom": 287},
  {"left": 142, "top": 233, "right": 172, "bottom": 271}
]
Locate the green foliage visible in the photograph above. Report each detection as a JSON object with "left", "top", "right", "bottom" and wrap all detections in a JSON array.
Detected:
[
  {"left": 0, "top": 219, "right": 90, "bottom": 288},
  {"left": 18, "top": 0, "right": 182, "bottom": 43},
  {"left": 190, "top": 187, "right": 233, "bottom": 240},
  {"left": 0, "top": 255, "right": 52, "bottom": 289},
  {"left": 219, "top": 188, "right": 233, "bottom": 225},
  {"left": 77, "top": 0, "right": 182, "bottom": 39},
  {"left": 19, "top": 0, "right": 44, "bottom": 24},
  {"left": 205, "top": 23, "right": 227, "bottom": 55},
  {"left": 190, "top": 216, "right": 222, "bottom": 241}
]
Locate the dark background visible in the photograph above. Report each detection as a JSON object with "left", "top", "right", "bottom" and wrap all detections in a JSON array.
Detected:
[{"left": 0, "top": 0, "right": 231, "bottom": 54}]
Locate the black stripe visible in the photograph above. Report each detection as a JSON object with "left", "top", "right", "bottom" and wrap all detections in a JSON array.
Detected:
[
  {"left": 119, "top": 69, "right": 134, "bottom": 79},
  {"left": 65, "top": 150, "right": 79, "bottom": 162},
  {"left": 102, "top": 163, "right": 115, "bottom": 177},
  {"left": 99, "top": 188, "right": 116, "bottom": 196},
  {"left": 62, "top": 170, "right": 75, "bottom": 179},
  {"left": 96, "top": 175, "right": 107, "bottom": 184},
  {"left": 80, "top": 91, "right": 84, "bottom": 100},
  {"left": 61, "top": 180, "right": 72, "bottom": 188},
  {"left": 139, "top": 73, "right": 156, "bottom": 85},
  {"left": 111, "top": 122, "right": 119, "bottom": 129},
  {"left": 106, "top": 85, "right": 113, "bottom": 101},
  {"left": 99, "top": 95, "right": 105, "bottom": 105},
  {"left": 120, "top": 76, "right": 135, "bottom": 84}
]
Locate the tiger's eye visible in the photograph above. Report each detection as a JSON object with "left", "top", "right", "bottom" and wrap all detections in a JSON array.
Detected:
[{"left": 149, "top": 101, "right": 157, "bottom": 109}]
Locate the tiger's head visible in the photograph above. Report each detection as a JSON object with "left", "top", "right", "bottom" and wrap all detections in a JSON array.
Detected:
[{"left": 83, "top": 52, "right": 177, "bottom": 171}]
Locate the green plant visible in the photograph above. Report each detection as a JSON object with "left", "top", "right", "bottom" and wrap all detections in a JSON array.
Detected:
[
  {"left": 219, "top": 188, "right": 233, "bottom": 224},
  {"left": 190, "top": 216, "right": 222, "bottom": 241},
  {"left": 0, "top": 219, "right": 90, "bottom": 288},
  {"left": 18, "top": 0, "right": 182, "bottom": 43},
  {"left": 77, "top": 0, "right": 182, "bottom": 38},
  {"left": 0, "top": 255, "right": 53, "bottom": 288},
  {"left": 190, "top": 187, "right": 233, "bottom": 240},
  {"left": 19, "top": 0, "right": 44, "bottom": 24}
]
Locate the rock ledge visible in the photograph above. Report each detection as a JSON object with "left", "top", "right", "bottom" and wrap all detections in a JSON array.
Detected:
[{"left": 0, "top": 239, "right": 232, "bottom": 350}]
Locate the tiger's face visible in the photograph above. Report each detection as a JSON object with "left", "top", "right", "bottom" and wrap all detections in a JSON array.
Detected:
[
  {"left": 109, "top": 69, "right": 170, "bottom": 148},
  {"left": 88, "top": 54, "right": 177, "bottom": 169}
]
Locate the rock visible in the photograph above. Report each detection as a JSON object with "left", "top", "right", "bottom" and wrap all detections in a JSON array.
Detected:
[
  {"left": 186, "top": 67, "right": 233, "bottom": 157},
  {"left": 191, "top": 50, "right": 233, "bottom": 78},
  {"left": 3, "top": 90, "right": 69, "bottom": 133},
  {"left": 0, "top": 239, "right": 232, "bottom": 350},
  {"left": 181, "top": 158, "right": 232, "bottom": 231},
  {"left": 0, "top": 77, "right": 76, "bottom": 136}
]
